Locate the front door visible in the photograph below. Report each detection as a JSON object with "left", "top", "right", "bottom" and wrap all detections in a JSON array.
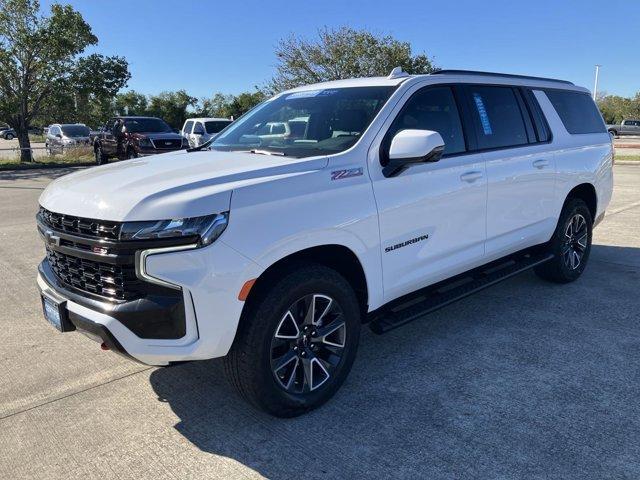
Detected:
[{"left": 369, "top": 85, "right": 488, "bottom": 302}]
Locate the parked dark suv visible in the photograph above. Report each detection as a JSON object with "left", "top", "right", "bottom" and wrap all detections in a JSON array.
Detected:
[{"left": 93, "top": 116, "right": 187, "bottom": 164}]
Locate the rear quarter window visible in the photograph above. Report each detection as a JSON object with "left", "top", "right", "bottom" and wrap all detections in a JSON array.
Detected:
[{"left": 544, "top": 90, "right": 606, "bottom": 134}]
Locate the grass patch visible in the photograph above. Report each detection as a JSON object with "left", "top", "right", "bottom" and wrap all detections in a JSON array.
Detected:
[
  {"left": 616, "top": 154, "right": 640, "bottom": 162},
  {"left": 0, "top": 146, "right": 94, "bottom": 170}
]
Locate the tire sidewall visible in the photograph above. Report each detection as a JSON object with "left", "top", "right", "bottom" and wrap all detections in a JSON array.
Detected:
[
  {"left": 247, "top": 267, "right": 361, "bottom": 415},
  {"left": 552, "top": 200, "right": 593, "bottom": 281}
]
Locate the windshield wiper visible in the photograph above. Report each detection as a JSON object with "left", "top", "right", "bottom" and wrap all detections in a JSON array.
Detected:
[
  {"left": 186, "top": 137, "right": 215, "bottom": 153},
  {"left": 250, "top": 149, "right": 286, "bottom": 156}
]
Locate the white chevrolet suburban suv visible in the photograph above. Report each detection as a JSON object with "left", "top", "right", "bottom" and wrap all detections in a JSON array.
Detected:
[{"left": 36, "top": 69, "right": 613, "bottom": 417}]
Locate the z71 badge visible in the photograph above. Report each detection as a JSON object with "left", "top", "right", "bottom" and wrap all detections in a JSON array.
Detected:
[{"left": 331, "top": 167, "right": 363, "bottom": 180}]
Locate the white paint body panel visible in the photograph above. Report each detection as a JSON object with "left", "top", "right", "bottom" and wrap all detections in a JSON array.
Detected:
[{"left": 37, "top": 73, "right": 613, "bottom": 365}]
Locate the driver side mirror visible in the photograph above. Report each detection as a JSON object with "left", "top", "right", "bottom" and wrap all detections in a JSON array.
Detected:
[{"left": 382, "top": 129, "right": 445, "bottom": 177}]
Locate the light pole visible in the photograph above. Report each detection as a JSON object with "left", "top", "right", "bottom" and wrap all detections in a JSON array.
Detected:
[{"left": 593, "top": 64, "right": 601, "bottom": 100}]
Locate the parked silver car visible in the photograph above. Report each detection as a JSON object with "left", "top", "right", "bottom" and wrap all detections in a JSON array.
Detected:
[{"left": 45, "top": 124, "right": 92, "bottom": 154}]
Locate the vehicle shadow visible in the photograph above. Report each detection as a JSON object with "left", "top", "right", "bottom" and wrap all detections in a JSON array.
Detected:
[
  {"left": 149, "top": 244, "right": 640, "bottom": 479},
  {"left": 0, "top": 166, "right": 84, "bottom": 184}
]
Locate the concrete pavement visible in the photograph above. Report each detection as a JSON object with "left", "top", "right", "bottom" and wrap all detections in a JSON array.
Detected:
[{"left": 1, "top": 166, "right": 639, "bottom": 479}]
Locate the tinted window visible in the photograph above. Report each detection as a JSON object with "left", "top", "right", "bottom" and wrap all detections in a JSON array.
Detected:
[
  {"left": 544, "top": 90, "right": 606, "bottom": 134},
  {"left": 524, "top": 89, "right": 551, "bottom": 143},
  {"left": 387, "top": 86, "right": 465, "bottom": 156},
  {"left": 61, "top": 125, "right": 90, "bottom": 137},
  {"left": 183, "top": 121, "right": 193, "bottom": 134},
  {"left": 205, "top": 120, "right": 231, "bottom": 134},
  {"left": 124, "top": 118, "right": 172, "bottom": 133},
  {"left": 468, "top": 86, "right": 528, "bottom": 149},
  {"left": 193, "top": 122, "right": 205, "bottom": 134}
]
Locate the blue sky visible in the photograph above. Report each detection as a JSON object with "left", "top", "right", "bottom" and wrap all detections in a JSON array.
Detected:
[{"left": 42, "top": 0, "right": 640, "bottom": 99}]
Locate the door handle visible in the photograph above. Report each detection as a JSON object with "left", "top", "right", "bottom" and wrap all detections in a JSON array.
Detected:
[
  {"left": 460, "top": 171, "right": 483, "bottom": 183},
  {"left": 533, "top": 159, "right": 549, "bottom": 169}
]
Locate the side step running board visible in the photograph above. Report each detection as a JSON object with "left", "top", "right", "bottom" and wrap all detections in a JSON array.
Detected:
[{"left": 369, "top": 251, "right": 554, "bottom": 334}]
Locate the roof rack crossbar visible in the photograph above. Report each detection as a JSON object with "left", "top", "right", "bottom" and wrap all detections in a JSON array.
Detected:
[{"left": 431, "top": 69, "right": 574, "bottom": 86}]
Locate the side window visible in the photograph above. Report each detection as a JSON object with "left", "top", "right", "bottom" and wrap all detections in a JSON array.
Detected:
[
  {"left": 543, "top": 90, "right": 606, "bottom": 134},
  {"left": 385, "top": 86, "right": 466, "bottom": 157},
  {"left": 183, "top": 121, "right": 194, "bottom": 134},
  {"left": 467, "top": 86, "right": 528, "bottom": 149},
  {"left": 523, "top": 89, "right": 551, "bottom": 143},
  {"left": 193, "top": 122, "right": 205, "bottom": 134}
]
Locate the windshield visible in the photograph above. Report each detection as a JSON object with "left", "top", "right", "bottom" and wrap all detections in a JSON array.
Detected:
[
  {"left": 205, "top": 120, "right": 232, "bottom": 134},
  {"left": 210, "top": 86, "right": 395, "bottom": 158},
  {"left": 61, "top": 125, "right": 90, "bottom": 137},
  {"left": 124, "top": 118, "right": 172, "bottom": 133}
]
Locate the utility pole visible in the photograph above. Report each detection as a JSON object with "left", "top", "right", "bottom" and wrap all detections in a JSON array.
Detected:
[{"left": 593, "top": 64, "right": 601, "bottom": 100}]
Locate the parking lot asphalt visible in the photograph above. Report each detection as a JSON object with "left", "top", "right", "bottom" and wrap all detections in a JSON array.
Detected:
[{"left": 1, "top": 166, "right": 639, "bottom": 479}]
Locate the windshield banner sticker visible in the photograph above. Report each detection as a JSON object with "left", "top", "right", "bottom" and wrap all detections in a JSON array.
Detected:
[{"left": 473, "top": 93, "right": 493, "bottom": 135}]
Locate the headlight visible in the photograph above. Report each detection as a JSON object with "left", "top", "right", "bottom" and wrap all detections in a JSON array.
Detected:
[
  {"left": 120, "top": 212, "right": 229, "bottom": 247},
  {"left": 138, "top": 137, "right": 153, "bottom": 148}
]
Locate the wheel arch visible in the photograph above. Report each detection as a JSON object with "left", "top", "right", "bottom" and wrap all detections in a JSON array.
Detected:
[
  {"left": 242, "top": 244, "right": 369, "bottom": 322},
  {"left": 565, "top": 183, "right": 597, "bottom": 220}
]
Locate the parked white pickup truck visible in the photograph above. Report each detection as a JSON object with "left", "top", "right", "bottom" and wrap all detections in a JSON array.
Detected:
[{"left": 36, "top": 69, "right": 613, "bottom": 417}]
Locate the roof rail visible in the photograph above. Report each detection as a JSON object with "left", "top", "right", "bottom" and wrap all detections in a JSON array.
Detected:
[{"left": 431, "top": 69, "right": 574, "bottom": 86}]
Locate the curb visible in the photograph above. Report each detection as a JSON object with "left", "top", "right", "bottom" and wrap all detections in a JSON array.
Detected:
[{"left": 615, "top": 160, "right": 640, "bottom": 165}]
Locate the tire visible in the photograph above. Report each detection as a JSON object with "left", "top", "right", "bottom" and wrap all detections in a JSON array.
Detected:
[
  {"left": 534, "top": 198, "right": 593, "bottom": 283},
  {"left": 94, "top": 144, "right": 108, "bottom": 165},
  {"left": 609, "top": 130, "right": 617, "bottom": 138},
  {"left": 224, "top": 264, "right": 361, "bottom": 417},
  {"left": 5, "top": 133, "right": 14, "bottom": 140},
  {"left": 126, "top": 148, "right": 137, "bottom": 160}
]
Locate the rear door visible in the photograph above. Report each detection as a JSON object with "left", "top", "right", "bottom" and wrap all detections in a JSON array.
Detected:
[
  {"left": 370, "top": 84, "right": 488, "bottom": 302},
  {"left": 463, "top": 85, "right": 557, "bottom": 258}
]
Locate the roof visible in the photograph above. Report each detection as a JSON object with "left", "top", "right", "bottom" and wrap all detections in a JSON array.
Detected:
[
  {"left": 283, "top": 69, "right": 588, "bottom": 95},
  {"left": 184, "top": 117, "right": 232, "bottom": 122}
]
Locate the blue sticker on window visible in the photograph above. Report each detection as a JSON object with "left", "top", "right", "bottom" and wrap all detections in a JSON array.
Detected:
[{"left": 473, "top": 93, "right": 493, "bottom": 135}]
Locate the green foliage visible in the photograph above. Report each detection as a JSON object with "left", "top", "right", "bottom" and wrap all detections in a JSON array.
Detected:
[
  {"left": 198, "top": 91, "right": 266, "bottom": 119},
  {"left": 265, "top": 26, "right": 436, "bottom": 94},
  {"left": 597, "top": 92, "right": 640, "bottom": 124},
  {"left": 146, "top": 90, "right": 198, "bottom": 129},
  {"left": 0, "top": 0, "right": 129, "bottom": 161}
]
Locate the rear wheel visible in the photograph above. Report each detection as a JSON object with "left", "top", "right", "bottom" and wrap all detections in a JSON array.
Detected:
[
  {"left": 224, "top": 264, "right": 361, "bottom": 417},
  {"left": 5, "top": 133, "right": 14, "bottom": 140},
  {"left": 535, "top": 198, "right": 593, "bottom": 283}
]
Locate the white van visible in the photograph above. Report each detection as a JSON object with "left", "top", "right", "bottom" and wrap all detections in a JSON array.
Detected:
[{"left": 37, "top": 69, "right": 613, "bottom": 416}]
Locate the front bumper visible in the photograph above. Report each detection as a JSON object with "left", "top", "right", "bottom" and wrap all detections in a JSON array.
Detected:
[{"left": 37, "top": 240, "right": 261, "bottom": 366}]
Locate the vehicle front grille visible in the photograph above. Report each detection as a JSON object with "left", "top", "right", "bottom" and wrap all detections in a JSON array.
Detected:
[
  {"left": 45, "top": 247, "right": 140, "bottom": 301},
  {"left": 39, "top": 207, "right": 121, "bottom": 241},
  {"left": 150, "top": 138, "right": 182, "bottom": 149}
]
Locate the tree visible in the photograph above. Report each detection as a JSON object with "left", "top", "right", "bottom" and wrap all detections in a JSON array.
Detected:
[
  {"left": 597, "top": 92, "right": 640, "bottom": 124},
  {"left": 266, "top": 27, "right": 436, "bottom": 94},
  {"left": 198, "top": 91, "right": 265, "bottom": 119},
  {"left": 147, "top": 90, "right": 197, "bottom": 129},
  {"left": 0, "top": 0, "right": 130, "bottom": 161},
  {"left": 114, "top": 90, "right": 149, "bottom": 116}
]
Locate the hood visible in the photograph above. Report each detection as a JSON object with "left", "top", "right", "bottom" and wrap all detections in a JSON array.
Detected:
[
  {"left": 39, "top": 150, "right": 328, "bottom": 222},
  {"left": 131, "top": 132, "right": 183, "bottom": 140}
]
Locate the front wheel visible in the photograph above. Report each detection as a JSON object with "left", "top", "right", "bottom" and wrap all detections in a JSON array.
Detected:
[
  {"left": 94, "top": 144, "right": 108, "bottom": 165},
  {"left": 535, "top": 198, "right": 593, "bottom": 283},
  {"left": 5, "top": 133, "right": 14, "bottom": 140},
  {"left": 224, "top": 265, "right": 361, "bottom": 417}
]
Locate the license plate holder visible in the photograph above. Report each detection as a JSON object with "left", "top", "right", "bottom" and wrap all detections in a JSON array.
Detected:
[{"left": 41, "top": 294, "right": 74, "bottom": 332}]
